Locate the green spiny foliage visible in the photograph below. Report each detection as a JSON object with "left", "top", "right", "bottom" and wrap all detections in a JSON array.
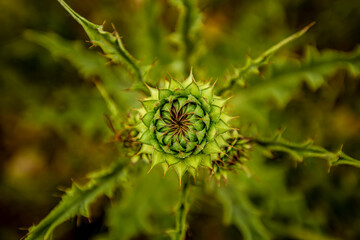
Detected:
[
  {"left": 253, "top": 132, "right": 360, "bottom": 168},
  {"left": 233, "top": 46, "right": 360, "bottom": 129},
  {"left": 105, "top": 167, "right": 180, "bottom": 240},
  {"left": 21, "top": 0, "right": 360, "bottom": 240},
  {"left": 216, "top": 185, "right": 271, "bottom": 240},
  {"left": 218, "top": 22, "right": 315, "bottom": 95},
  {"left": 212, "top": 130, "right": 252, "bottom": 182},
  {"left": 24, "top": 161, "right": 128, "bottom": 240},
  {"left": 239, "top": 46, "right": 360, "bottom": 108},
  {"left": 56, "top": 0, "right": 147, "bottom": 92}
]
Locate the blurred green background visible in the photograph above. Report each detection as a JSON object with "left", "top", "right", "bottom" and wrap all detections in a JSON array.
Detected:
[{"left": 1, "top": 0, "right": 360, "bottom": 239}]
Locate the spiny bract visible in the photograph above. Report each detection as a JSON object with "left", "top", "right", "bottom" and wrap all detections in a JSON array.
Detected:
[
  {"left": 132, "top": 72, "right": 234, "bottom": 181},
  {"left": 212, "top": 130, "right": 252, "bottom": 182}
]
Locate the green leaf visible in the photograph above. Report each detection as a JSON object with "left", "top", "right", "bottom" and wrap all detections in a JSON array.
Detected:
[
  {"left": 254, "top": 132, "right": 360, "bottom": 168},
  {"left": 233, "top": 46, "right": 360, "bottom": 128},
  {"left": 216, "top": 184, "right": 271, "bottom": 240},
  {"left": 218, "top": 22, "right": 315, "bottom": 95},
  {"left": 56, "top": 0, "right": 145, "bottom": 88},
  {"left": 24, "top": 161, "right": 128, "bottom": 240},
  {"left": 107, "top": 167, "right": 179, "bottom": 240},
  {"left": 24, "top": 31, "right": 128, "bottom": 114}
]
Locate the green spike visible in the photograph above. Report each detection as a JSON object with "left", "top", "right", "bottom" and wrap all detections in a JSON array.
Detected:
[
  {"left": 135, "top": 121, "right": 147, "bottom": 134},
  {"left": 199, "top": 98, "right": 211, "bottom": 113},
  {"left": 187, "top": 167, "right": 196, "bottom": 178},
  {"left": 173, "top": 140, "right": 186, "bottom": 152},
  {"left": 140, "top": 130, "right": 153, "bottom": 145},
  {"left": 184, "top": 155, "right": 202, "bottom": 169},
  {"left": 159, "top": 89, "right": 173, "bottom": 99},
  {"left": 209, "top": 105, "right": 221, "bottom": 122},
  {"left": 141, "top": 111, "right": 155, "bottom": 127},
  {"left": 193, "top": 142, "right": 206, "bottom": 155},
  {"left": 185, "top": 142, "right": 197, "bottom": 152},
  {"left": 147, "top": 86, "right": 159, "bottom": 100},
  {"left": 202, "top": 114, "right": 211, "bottom": 130},
  {"left": 201, "top": 86, "right": 214, "bottom": 103},
  {"left": 185, "top": 81, "right": 201, "bottom": 98},
  {"left": 152, "top": 151, "right": 166, "bottom": 168},
  {"left": 169, "top": 78, "right": 184, "bottom": 90},
  {"left": 141, "top": 100, "right": 158, "bottom": 112},
  {"left": 195, "top": 128, "right": 207, "bottom": 143},
  {"left": 165, "top": 154, "right": 181, "bottom": 165},
  {"left": 200, "top": 155, "right": 212, "bottom": 168},
  {"left": 203, "top": 141, "right": 221, "bottom": 154},
  {"left": 183, "top": 71, "right": 194, "bottom": 88},
  {"left": 138, "top": 144, "right": 154, "bottom": 154},
  {"left": 215, "top": 135, "right": 228, "bottom": 148},
  {"left": 173, "top": 161, "right": 189, "bottom": 182},
  {"left": 206, "top": 124, "right": 217, "bottom": 141},
  {"left": 216, "top": 120, "right": 231, "bottom": 134},
  {"left": 212, "top": 96, "right": 228, "bottom": 108},
  {"left": 220, "top": 113, "right": 234, "bottom": 123}
]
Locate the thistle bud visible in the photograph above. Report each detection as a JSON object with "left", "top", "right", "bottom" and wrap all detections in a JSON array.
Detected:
[{"left": 132, "top": 72, "right": 233, "bottom": 181}]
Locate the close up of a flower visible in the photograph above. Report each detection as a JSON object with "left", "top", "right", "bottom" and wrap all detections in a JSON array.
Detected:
[
  {"left": 3, "top": 0, "right": 360, "bottom": 239},
  {"left": 133, "top": 73, "right": 233, "bottom": 180}
]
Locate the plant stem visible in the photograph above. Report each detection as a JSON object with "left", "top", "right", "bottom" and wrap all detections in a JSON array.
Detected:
[
  {"left": 217, "top": 22, "right": 315, "bottom": 96},
  {"left": 174, "top": 177, "right": 190, "bottom": 240}
]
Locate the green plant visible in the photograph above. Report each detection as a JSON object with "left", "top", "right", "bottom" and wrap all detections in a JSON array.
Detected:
[{"left": 22, "top": 0, "right": 360, "bottom": 239}]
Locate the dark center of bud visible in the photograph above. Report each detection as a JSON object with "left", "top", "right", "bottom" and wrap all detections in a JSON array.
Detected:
[
  {"left": 170, "top": 105, "right": 191, "bottom": 136},
  {"left": 152, "top": 95, "right": 210, "bottom": 158}
]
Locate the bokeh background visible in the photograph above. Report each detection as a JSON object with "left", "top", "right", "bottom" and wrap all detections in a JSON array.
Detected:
[{"left": 1, "top": 0, "right": 360, "bottom": 239}]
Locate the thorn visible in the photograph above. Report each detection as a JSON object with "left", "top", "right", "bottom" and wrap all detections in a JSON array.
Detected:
[
  {"left": 226, "top": 95, "right": 234, "bottom": 101},
  {"left": 151, "top": 58, "right": 158, "bottom": 67},
  {"left": 57, "top": 186, "right": 67, "bottom": 193},
  {"left": 111, "top": 23, "right": 116, "bottom": 31},
  {"left": 105, "top": 60, "right": 114, "bottom": 65},
  {"left": 212, "top": 79, "right": 218, "bottom": 87},
  {"left": 230, "top": 116, "right": 240, "bottom": 121},
  {"left": 167, "top": 72, "right": 173, "bottom": 79},
  {"left": 222, "top": 175, "right": 228, "bottom": 185},
  {"left": 147, "top": 166, "right": 153, "bottom": 174},
  {"left": 339, "top": 144, "right": 344, "bottom": 153}
]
